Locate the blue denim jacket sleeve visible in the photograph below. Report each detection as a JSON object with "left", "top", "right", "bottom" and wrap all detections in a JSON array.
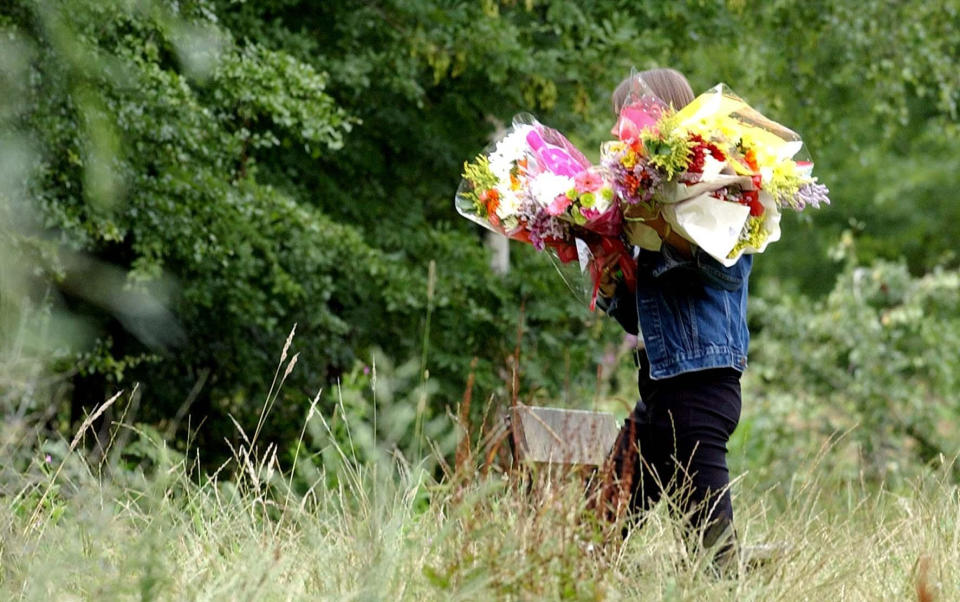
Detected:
[{"left": 650, "top": 243, "right": 748, "bottom": 291}]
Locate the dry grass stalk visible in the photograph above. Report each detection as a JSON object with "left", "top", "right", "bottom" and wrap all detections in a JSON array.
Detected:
[
  {"left": 454, "top": 356, "right": 479, "bottom": 478},
  {"left": 27, "top": 386, "right": 128, "bottom": 533},
  {"left": 508, "top": 301, "right": 524, "bottom": 471},
  {"left": 916, "top": 554, "right": 935, "bottom": 602}
]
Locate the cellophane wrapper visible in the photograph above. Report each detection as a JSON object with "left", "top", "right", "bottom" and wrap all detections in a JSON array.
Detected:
[
  {"left": 604, "top": 75, "right": 829, "bottom": 266},
  {"left": 456, "top": 114, "right": 636, "bottom": 308}
]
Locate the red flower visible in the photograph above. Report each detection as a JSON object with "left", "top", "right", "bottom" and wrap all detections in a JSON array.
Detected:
[
  {"left": 686, "top": 134, "right": 725, "bottom": 175},
  {"left": 688, "top": 150, "right": 705, "bottom": 174},
  {"left": 741, "top": 189, "right": 762, "bottom": 217},
  {"left": 707, "top": 142, "right": 725, "bottom": 162}
]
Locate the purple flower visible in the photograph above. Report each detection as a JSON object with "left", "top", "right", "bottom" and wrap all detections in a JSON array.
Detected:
[
  {"left": 44, "top": 454, "right": 52, "bottom": 464},
  {"left": 514, "top": 198, "right": 568, "bottom": 251},
  {"left": 795, "top": 182, "right": 830, "bottom": 210},
  {"left": 527, "top": 209, "right": 567, "bottom": 251},
  {"left": 603, "top": 152, "right": 661, "bottom": 205},
  {"left": 362, "top": 365, "right": 370, "bottom": 376}
]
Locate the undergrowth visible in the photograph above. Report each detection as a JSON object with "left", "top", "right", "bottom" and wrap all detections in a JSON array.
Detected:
[{"left": 1, "top": 334, "right": 957, "bottom": 601}]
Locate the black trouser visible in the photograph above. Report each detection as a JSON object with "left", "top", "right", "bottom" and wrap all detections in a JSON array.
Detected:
[{"left": 607, "top": 350, "right": 742, "bottom": 551}]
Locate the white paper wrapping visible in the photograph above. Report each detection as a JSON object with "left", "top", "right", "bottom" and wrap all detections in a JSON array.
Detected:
[
  {"left": 661, "top": 194, "right": 750, "bottom": 267},
  {"left": 658, "top": 174, "right": 756, "bottom": 204}
]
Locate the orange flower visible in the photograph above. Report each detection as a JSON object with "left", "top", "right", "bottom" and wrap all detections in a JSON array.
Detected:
[
  {"left": 480, "top": 188, "right": 500, "bottom": 218},
  {"left": 510, "top": 158, "right": 528, "bottom": 190}
]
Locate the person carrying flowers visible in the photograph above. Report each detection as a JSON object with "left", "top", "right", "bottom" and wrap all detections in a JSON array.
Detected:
[
  {"left": 455, "top": 66, "right": 828, "bottom": 565},
  {"left": 595, "top": 68, "right": 752, "bottom": 563}
]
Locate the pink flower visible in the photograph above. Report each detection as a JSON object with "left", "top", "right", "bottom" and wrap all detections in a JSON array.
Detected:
[
  {"left": 44, "top": 455, "right": 52, "bottom": 464},
  {"left": 580, "top": 207, "right": 601, "bottom": 221},
  {"left": 574, "top": 169, "right": 603, "bottom": 194},
  {"left": 616, "top": 96, "right": 666, "bottom": 140},
  {"left": 545, "top": 194, "right": 572, "bottom": 216}
]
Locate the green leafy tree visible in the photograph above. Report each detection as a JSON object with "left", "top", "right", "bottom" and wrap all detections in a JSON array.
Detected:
[{"left": 4, "top": 0, "right": 959, "bottom": 466}]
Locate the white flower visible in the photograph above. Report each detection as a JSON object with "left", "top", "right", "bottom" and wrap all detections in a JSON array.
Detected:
[
  {"left": 488, "top": 125, "right": 534, "bottom": 182},
  {"left": 495, "top": 187, "right": 523, "bottom": 219},
  {"left": 488, "top": 153, "right": 513, "bottom": 183},
  {"left": 529, "top": 172, "right": 574, "bottom": 208}
]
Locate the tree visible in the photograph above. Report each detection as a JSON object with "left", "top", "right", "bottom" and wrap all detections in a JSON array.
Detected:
[{"left": 3, "top": 0, "right": 958, "bottom": 462}]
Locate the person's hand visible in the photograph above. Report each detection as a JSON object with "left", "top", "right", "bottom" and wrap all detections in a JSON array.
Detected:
[
  {"left": 597, "top": 254, "right": 622, "bottom": 298},
  {"left": 624, "top": 201, "right": 668, "bottom": 241},
  {"left": 622, "top": 201, "right": 660, "bottom": 224},
  {"left": 623, "top": 201, "right": 693, "bottom": 257}
]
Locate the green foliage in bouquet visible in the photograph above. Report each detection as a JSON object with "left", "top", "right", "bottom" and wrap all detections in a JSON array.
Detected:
[
  {"left": 460, "top": 156, "right": 498, "bottom": 217},
  {"left": 727, "top": 216, "right": 765, "bottom": 259},
  {"left": 640, "top": 114, "right": 694, "bottom": 180}
]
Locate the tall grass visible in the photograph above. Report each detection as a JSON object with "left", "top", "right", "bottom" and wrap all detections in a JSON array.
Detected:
[
  {"left": 1, "top": 340, "right": 957, "bottom": 600},
  {"left": 2, "top": 416, "right": 957, "bottom": 598}
]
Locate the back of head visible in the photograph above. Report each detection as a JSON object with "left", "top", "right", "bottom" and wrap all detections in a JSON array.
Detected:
[{"left": 611, "top": 68, "right": 695, "bottom": 114}]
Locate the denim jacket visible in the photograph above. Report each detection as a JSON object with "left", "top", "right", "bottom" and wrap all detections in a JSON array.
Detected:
[{"left": 600, "top": 244, "right": 751, "bottom": 380}]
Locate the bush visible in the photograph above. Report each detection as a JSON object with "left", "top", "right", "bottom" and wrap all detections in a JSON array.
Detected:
[
  {"left": 742, "top": 254, "right": 960, "bottom": 487},
  {"left": 0, "top": 0, "right": 628, "bottom": 461}
]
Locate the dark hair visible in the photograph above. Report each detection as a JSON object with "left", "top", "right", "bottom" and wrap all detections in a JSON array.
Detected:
[{"left": 611, "top": 68, "right": 695, "bottom": 114}]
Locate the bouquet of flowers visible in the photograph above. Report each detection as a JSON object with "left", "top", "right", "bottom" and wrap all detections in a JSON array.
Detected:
[
  {"left": 456, "top": 115, "right": 636, "bottom": 308},
  {"left": 603, "top": 79, "right": 830, "bottom": 266},
  {"left": 456, "top": 82, "right": 830, "bottom": 307}
]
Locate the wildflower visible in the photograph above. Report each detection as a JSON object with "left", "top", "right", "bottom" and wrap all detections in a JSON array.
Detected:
[{"left": 796, "top": 181, "right": 830, "bottom": 209}]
